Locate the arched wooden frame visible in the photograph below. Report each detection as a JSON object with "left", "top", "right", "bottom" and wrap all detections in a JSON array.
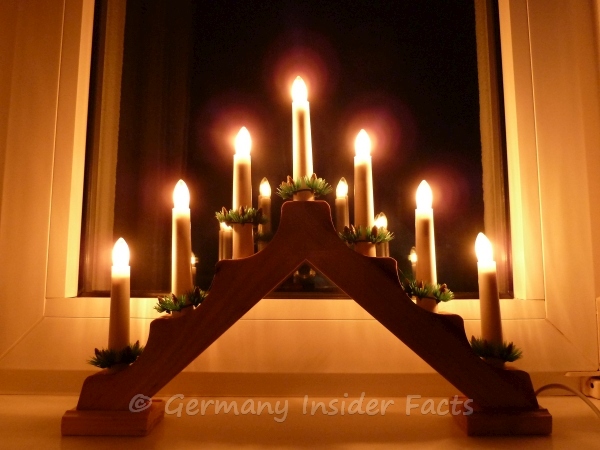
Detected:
[{"left": 63, "top": 201, "right": 551, "bottom": 437}]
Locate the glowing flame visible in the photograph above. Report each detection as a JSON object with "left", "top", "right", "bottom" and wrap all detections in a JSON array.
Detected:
[
  {"left": 173, "top": 179, "right": 190, "bottom": 209},
  {"left": 409, "top": 247, "right": 417, "bottom": 264},
  {"left": 235, "top": 126, "right": 251, "bottom": 157},
  {"left": 112, "top": 238, "right": 130, "bottom": 268},
  {"left": 220, "top": 222, "right": 232, "bottom": 231},
  {"left": 374, "top": 212, "right": 388, "bottom": 229},
  {"left": 355, "top": 129, "right": 371, "bottom": 159},
  {"left": 416, "top": 180, "right": 432, "bottom": 209},
  {"left": 475, "top": 232, "right": 494, "bottom": 263},
  {"left": 336, "top": 177, "right": 348, "bottom": 198},
  {"left": 291, "top": 76, "right": 308, "bottom": 102},
  {"left": 259, "top": 177, "right": 271, "bottom": 197}
]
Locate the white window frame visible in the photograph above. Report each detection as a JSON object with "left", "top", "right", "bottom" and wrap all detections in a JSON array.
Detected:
[{"left": 0, "top": 0, "right": 598, "bottom": 395}]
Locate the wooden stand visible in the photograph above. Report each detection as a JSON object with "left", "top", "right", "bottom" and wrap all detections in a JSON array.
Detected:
[
  {"left": 452, "top": 397, "right": 552, "bottom": 436},
  {"left": 63, "top": 201, "right": 551, "bottom": 437},
  {"left": 62, "top": 399, "right": 164, "bottom": 436}
]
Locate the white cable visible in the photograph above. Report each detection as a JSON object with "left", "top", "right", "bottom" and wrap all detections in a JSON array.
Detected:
[{"left": 535, "top": 383, "right": 600, "bottom": 419}]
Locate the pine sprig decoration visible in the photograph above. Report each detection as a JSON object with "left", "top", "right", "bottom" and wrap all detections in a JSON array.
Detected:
[
  {"left": 305, "top": 174, "right": 332, "bottom": 197},
  {"left": 277, "top": 174, "right": 332, "bottom": 199},
  {"left": 215, "top": 206, "right": 267, "bottom": 226},
  {"left": 470, "top": 336, "right": 523, "bottom": 362},
  {"left": 155, "top": 287, "right": 207, "bottom": 314},
  {"left": 339, "top": 225, "right": 394, "bottom": 245},
  {"left": 277, "top": 176, "right": 302, "bottom": 199},
  {"left": 369, "top": 226, "right": 394, "bottom": 244},
  {"left": 399, "top": 271, "right": 454, "bottom": 304},
  {"left": 88, "top": 341, "right": 144, "bottom": 369}
]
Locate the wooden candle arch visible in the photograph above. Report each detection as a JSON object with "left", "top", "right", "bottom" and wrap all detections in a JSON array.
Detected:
[{"left": 62, "top": 201, "right": 551, "bottom": 437}]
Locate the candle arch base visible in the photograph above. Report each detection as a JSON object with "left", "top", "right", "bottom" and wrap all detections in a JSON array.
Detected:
[{"left": 62, "top": 201, "right": 551, "bottom": 437}]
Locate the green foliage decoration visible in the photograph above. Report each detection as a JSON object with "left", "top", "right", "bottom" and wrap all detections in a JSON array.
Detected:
[
  {"left": 155, "top": 287, "right": 208, "bottom": 314},
  {"left": 470, "top": 336, "right": 523, "bottom": 362},
  {"left": 277, "top": 174, "right": 332, "bottom": 200},
  {"left": 215, "top": 206, "right": 267, "bottom": 226},
  {"left": 88, "top": 341, "right": 144, "bottom": 369}
]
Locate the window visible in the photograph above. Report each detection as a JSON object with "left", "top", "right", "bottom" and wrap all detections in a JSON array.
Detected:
[
  {"left": 80, "top": 0, "right": 510, "bottom": 298},
  {"left": 3, "top": 0, "right": 598, "bottom": 388}
]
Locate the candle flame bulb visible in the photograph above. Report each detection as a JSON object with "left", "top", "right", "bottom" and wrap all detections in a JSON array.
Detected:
[
  {"left": 191, "top": 253, "right": 198, "bottom": 266},
  {"left": 416, "top": 180, "right": 433, "bottom": 209},
  {"left": 112, "top": 237, "right": 130, "bottom": 268},
  {"left": 173, "top": 179, "right": 190, "bottom": 209},
  {"left": 374, "top": 212, "right": 388, "bottom": 229},
  {"left": 219, "top": 221, "right": 232, "bottom": 231},
  {"left": 259, "top": 177, "right": 271, "bottom": 197},
  {"left": 409, "top": 247, "right": 417, "bottom": 264},
  {"left": 291, "top": 76, "right": 308, "bottom": 102},
  {"left": 235, "top": 126, "right": 251, "bottom": 157},
  {"left": 355, "top": 129, "right": 371, "bottom": 158},
  {"left": 475, "top": 232, "right": 494, "bottom": 263},
  {"left": 336, "top": 177, "right": 348, "bottom": 198}
]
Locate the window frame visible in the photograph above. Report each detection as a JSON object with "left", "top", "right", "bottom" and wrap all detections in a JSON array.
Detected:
[{"left": 0, "top": 0, "right": 598, "bottom": 394}]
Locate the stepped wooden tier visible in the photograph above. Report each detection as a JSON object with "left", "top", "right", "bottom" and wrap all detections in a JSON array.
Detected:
[{"left": 62, "top": 201, "right": 551, "bottom": 437}]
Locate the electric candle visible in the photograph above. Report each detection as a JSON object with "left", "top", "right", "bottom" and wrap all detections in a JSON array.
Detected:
[
  {"left": 374, "top": 212, "right": 390, "bottom": 257},
  {"left": 353, "top": 129, "right": 375, "bottom": 256},
  {"left": 415, "top": 180, "right": 437, "bottom": 284},
  {"left": 409, "top": 246, "right": 417, "bottom": 276},
  {"left": 191, "top": 253, "right": 198, "bottom": 281},
  {"left": 231, "top": 127, "right": 254, "bottom": 259},
  {"left": 291, "top": 76, "right": 313, "bottom": 199},
  {"left": 218, "top": 222, "right": 233, "bottom": 260},
  {"left": 257, "top": 178, "right": 272, "bottom": 251},
  {"left": 109, "top": 238, "right": 130, "bottom": 350},
  {"left": 258, "top": 177, "right": 272, "bottom": 235},
  {"left": 475, "top": 232, "right": 503, "bottom": 345},
  {"left": 335, "top": 177, "right": 349, "bottom": 232},
  {"left": 172, "top": 180, "right": 193, "bottom": 298},
  {"left": 233, "top": 126, "right": 252, "bottom": 209}
]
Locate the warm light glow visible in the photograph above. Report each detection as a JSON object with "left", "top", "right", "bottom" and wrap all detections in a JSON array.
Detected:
[
  {"left": 336, "top": 177, "right": 348, "bottom": 198},
  {"left": 355, "top": 129, "right": 371, "bottom": 158},
  {"left": 409, "top": 247, "right": 417, "bottom": 263},
  {"left": 416, "top": 180, "right": 433, "bottom": 209},
  {"left": 191, "top": 253, "right": 198, "bottom": 266},
  {"left": 173, "top": 179, "right": 190, "bottom": 209},
  {"left": 475, "top": 232, "right": 494, "bottom": 263},
  {"left": 374, "top": 212, "right": 388, "bottom": 229},
  {"left": 235, "top": 126, "right": 252, "bottom": 157},
  {"left": 259, "top": 177, "right": 271, "bottom": 197},
  {"left": 220, "top": 221, "right": 232, "bottom": 231},
  {"left": 112, "top": 237, "right": 130, "bottom": 268},
  {"left": 291, "top": 76, "right": 308, "bottom": 102}
]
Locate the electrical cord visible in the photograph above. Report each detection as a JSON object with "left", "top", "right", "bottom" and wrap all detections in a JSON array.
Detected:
[{"left": 535, "top": 383, "right": 600, "bottom": 419}]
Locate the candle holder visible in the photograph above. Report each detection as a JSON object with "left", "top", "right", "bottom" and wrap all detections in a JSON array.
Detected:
[
  {"left": 400, "top": 274, "right": 454, "bottom": 313},
  {"left": 62, "top": 201, "right": 551, "bottom": 437},
  {"left": 277, "top": 174, "right": 332, "bottom": 201},
  {"left": 339, "top": 224, "right": 394, "bottom": 257}
]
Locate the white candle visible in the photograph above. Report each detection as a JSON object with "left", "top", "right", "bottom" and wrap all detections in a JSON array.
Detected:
[
  {"left": 233, "top": 126, "right": 252, "bottom": 210},
  {"left": 415, "top": 180, "right": 437, "bottom": 284},
  {"left": 409, "top": 246, "right": 417, "bottom": 276},
  {"left": 172, "top": 180, "right": 193, "bottom": 297},
  {"left": 218, "top": 222, "right": 233, "bottom": 260},
  {"left": 109, "top": 238, "right": 130, "bottom": 350},
  {"left": 354, "top": 130, "right": 374, "bottom": 233},
  {"left": 476, "top": 232, "right": 503, "bottom": 345},
  {"left": 258, "top": 177, "right": 272, "bottom": 235},
  {"left": 374, "top": 212, "right": 390, "bottom": 257},
  {"left": 291, "top": 76, "right": 313, "bottom": 184},
  {"left": 335, "top": 177, "right": 349, "bottom": 232}
]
